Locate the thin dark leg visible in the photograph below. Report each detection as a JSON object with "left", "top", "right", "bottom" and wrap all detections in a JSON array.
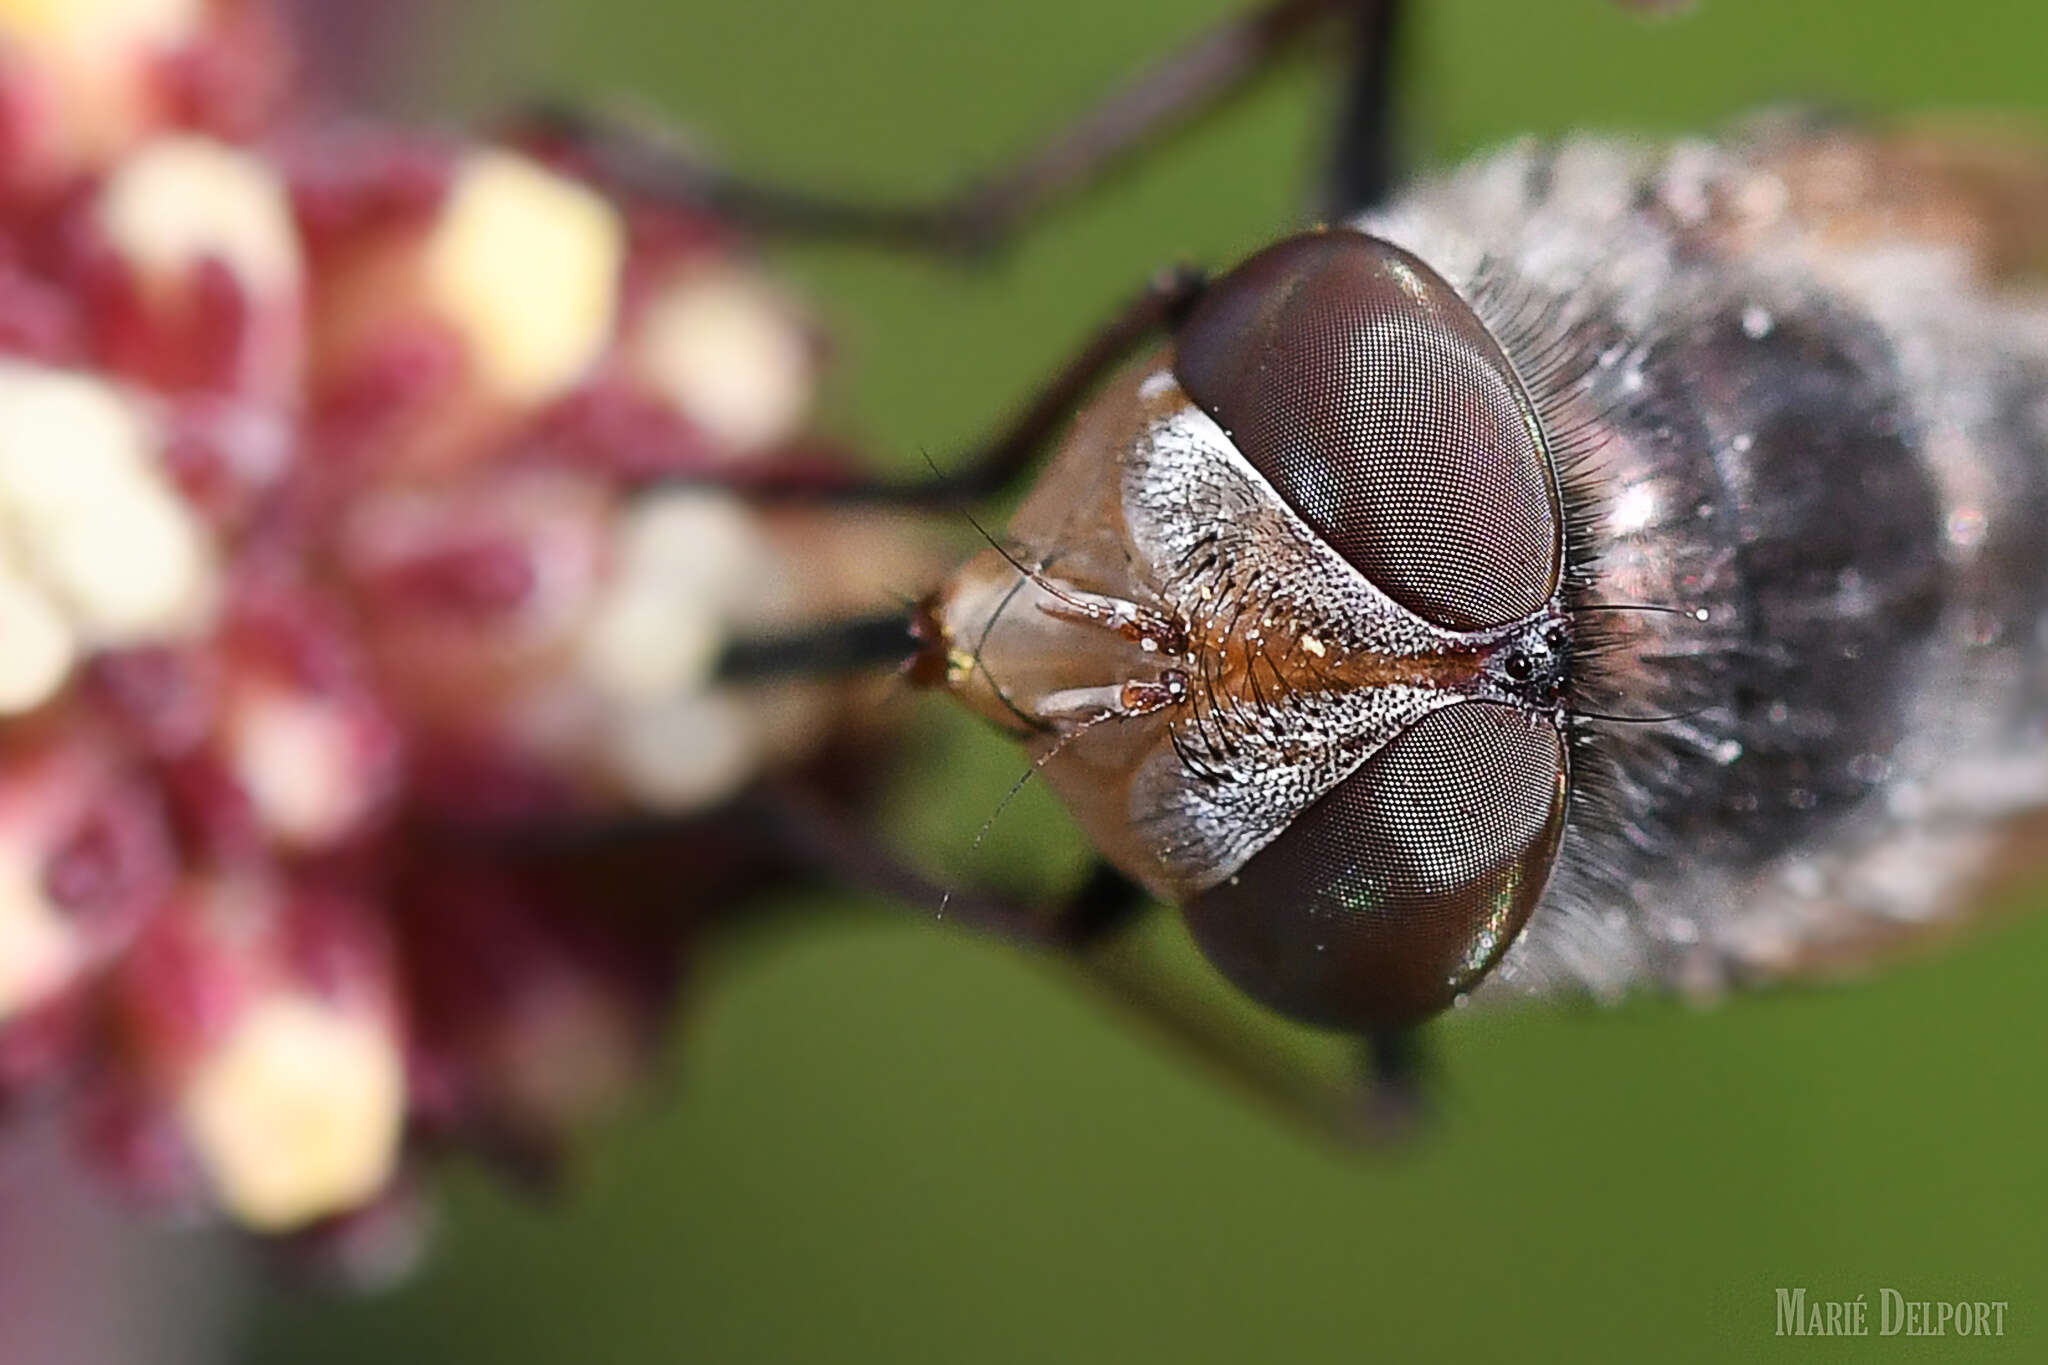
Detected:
[
  {"left": 507, "top": 0, "right": 1387, "bottom": 259},
  {"left": 507, "top": 101, "right": 962, "bottom": 251},
  {"left": 1359, "top": 1026, "right": 1432, "bottom": 1139},
  {"left": 1322, "top": 0, "right": 1406, "bottom": 219},
  {"left": 1050, "top": 861, "right": 1158, "bottom": 949},
  {"left": 714, "top": 609, "right": 921, "bottom": 684},
  {"left": 699, "top": 264, "right": 1209, "bottom": 507},
  {"left": 940, "top": 0, "right": 1386, "bottom": 255},
  {"left": 753, "top": 778, "right": 1425, "bottom": 1150},
  {"left": 752, "top": 777, "right": 1148, "bottom": 949}
]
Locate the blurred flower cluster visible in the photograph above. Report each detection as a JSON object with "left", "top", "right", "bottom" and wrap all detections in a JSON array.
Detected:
[{"left": 0, "top": 0, "right": 930, "bottom": 1257}]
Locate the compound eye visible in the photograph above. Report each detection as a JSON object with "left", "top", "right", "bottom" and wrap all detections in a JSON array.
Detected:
[
  {"left": 1182, "top": 703, "right": 1568, "bottom": 1032},
  {"left": 1174, "top": 230, "right": 1562, "bottom": 631}
]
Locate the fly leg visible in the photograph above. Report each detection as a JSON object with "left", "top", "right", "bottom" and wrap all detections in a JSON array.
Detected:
[
  {"left": 504, "top": 0, "right": 1397, "bottom": 260},
  {"left": 711, "top": 610, "right": 926, "bottom": 682},
  {"left": 751, "top": 776, "right": 1419, "bottom": 1150},
  {"left": 748, "top": 776, "right": 1150, "bottom": 950},
  {"left": 1359, "top": 1027, "right": 1433, "bottom": 1141},
  {"left": 504, "top": 1, "right": 1404, "bottom": 507},
  {"left": 1321, "top": 0, "right": 1407, "bottom": 218}
]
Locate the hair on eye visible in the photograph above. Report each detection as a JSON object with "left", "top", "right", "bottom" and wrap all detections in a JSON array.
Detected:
[{"left": 1455, "top": 252, "right": 1729, "bottom": 920}]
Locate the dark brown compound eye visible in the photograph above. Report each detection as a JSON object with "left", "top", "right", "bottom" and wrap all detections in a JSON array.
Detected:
[
  {"left": 1174, "top": 230, "right": 1562, "bottom": 632},
  {"left": 1182, "top": 703, "right": 1568, "bottom": 1032}
]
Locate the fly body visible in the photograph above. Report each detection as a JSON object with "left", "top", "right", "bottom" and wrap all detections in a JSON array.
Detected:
[
  {"left": 1369, "top": 120, "right": 2048, "bottom": 1003},
  {"left": 523, "top": 0, "right": 2048, "bottom": 1110},
  {"left": 924, "top": 116, "right": 2048, "bottom": 1028}
]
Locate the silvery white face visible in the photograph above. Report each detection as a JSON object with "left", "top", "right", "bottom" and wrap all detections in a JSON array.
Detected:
[{"left": 928, "top": 229, "right": 1580, "bottom": 1031}]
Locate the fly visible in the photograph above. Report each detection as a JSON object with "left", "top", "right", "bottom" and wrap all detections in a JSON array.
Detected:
[{"left": 527, "top": 0, "right": 2048, "bottom": 1137}]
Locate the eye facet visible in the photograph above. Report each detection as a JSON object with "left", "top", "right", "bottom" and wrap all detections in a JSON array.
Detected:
[
  {"left": 1173, "top": 230, "right": 1563, "bottom": 631},
  {"left": 1181, "top": 703, "right": 1569, "bottom": 1032}
]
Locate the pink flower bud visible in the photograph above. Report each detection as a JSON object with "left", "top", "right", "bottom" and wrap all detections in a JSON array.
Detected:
[
  {"left": 0, "top": 0, "right": 286, "bottom": 201},
  {"left": 303, "top": 145, "right": 629, "bottom": 479},
  {"left": 0, "top": 260, "right": 88, "bottom": 364},
  {"left": 397, "top": 837, "right": 704, "bottom": 1160},
  {"left": 0, "top": 984, "right": 88, "bottom": 1096},
  {"left": 209, "top": 586, "right": 404, "bottom": 852},
  {"left": 108, "top": 871, "right": 408, "bottom": 1230},
  {"left": 340, "top": 469, "right": 613, "bottom": 819},
  {"left": 0, "top": 0, "right": 942, "bottom": 1248},
  {"left": 149, "top": 0, "right": 291, "bottom": 145},
  {"left": 620, "top": 259, "right": 822, "bottom": 465},
  {"left": 156, "top": 393, "right": 295, "bottom": 529},
  {"left": 0, "top": 713, "right": 174, "bottom": 1026},
  {"left": 75, "top": 134, "right": 305, "bottom": 400}
]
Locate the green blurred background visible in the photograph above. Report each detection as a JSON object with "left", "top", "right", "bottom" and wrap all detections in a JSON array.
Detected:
[{"left": 244, "top": 1, "right": 2048, "bottom": 1360}]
